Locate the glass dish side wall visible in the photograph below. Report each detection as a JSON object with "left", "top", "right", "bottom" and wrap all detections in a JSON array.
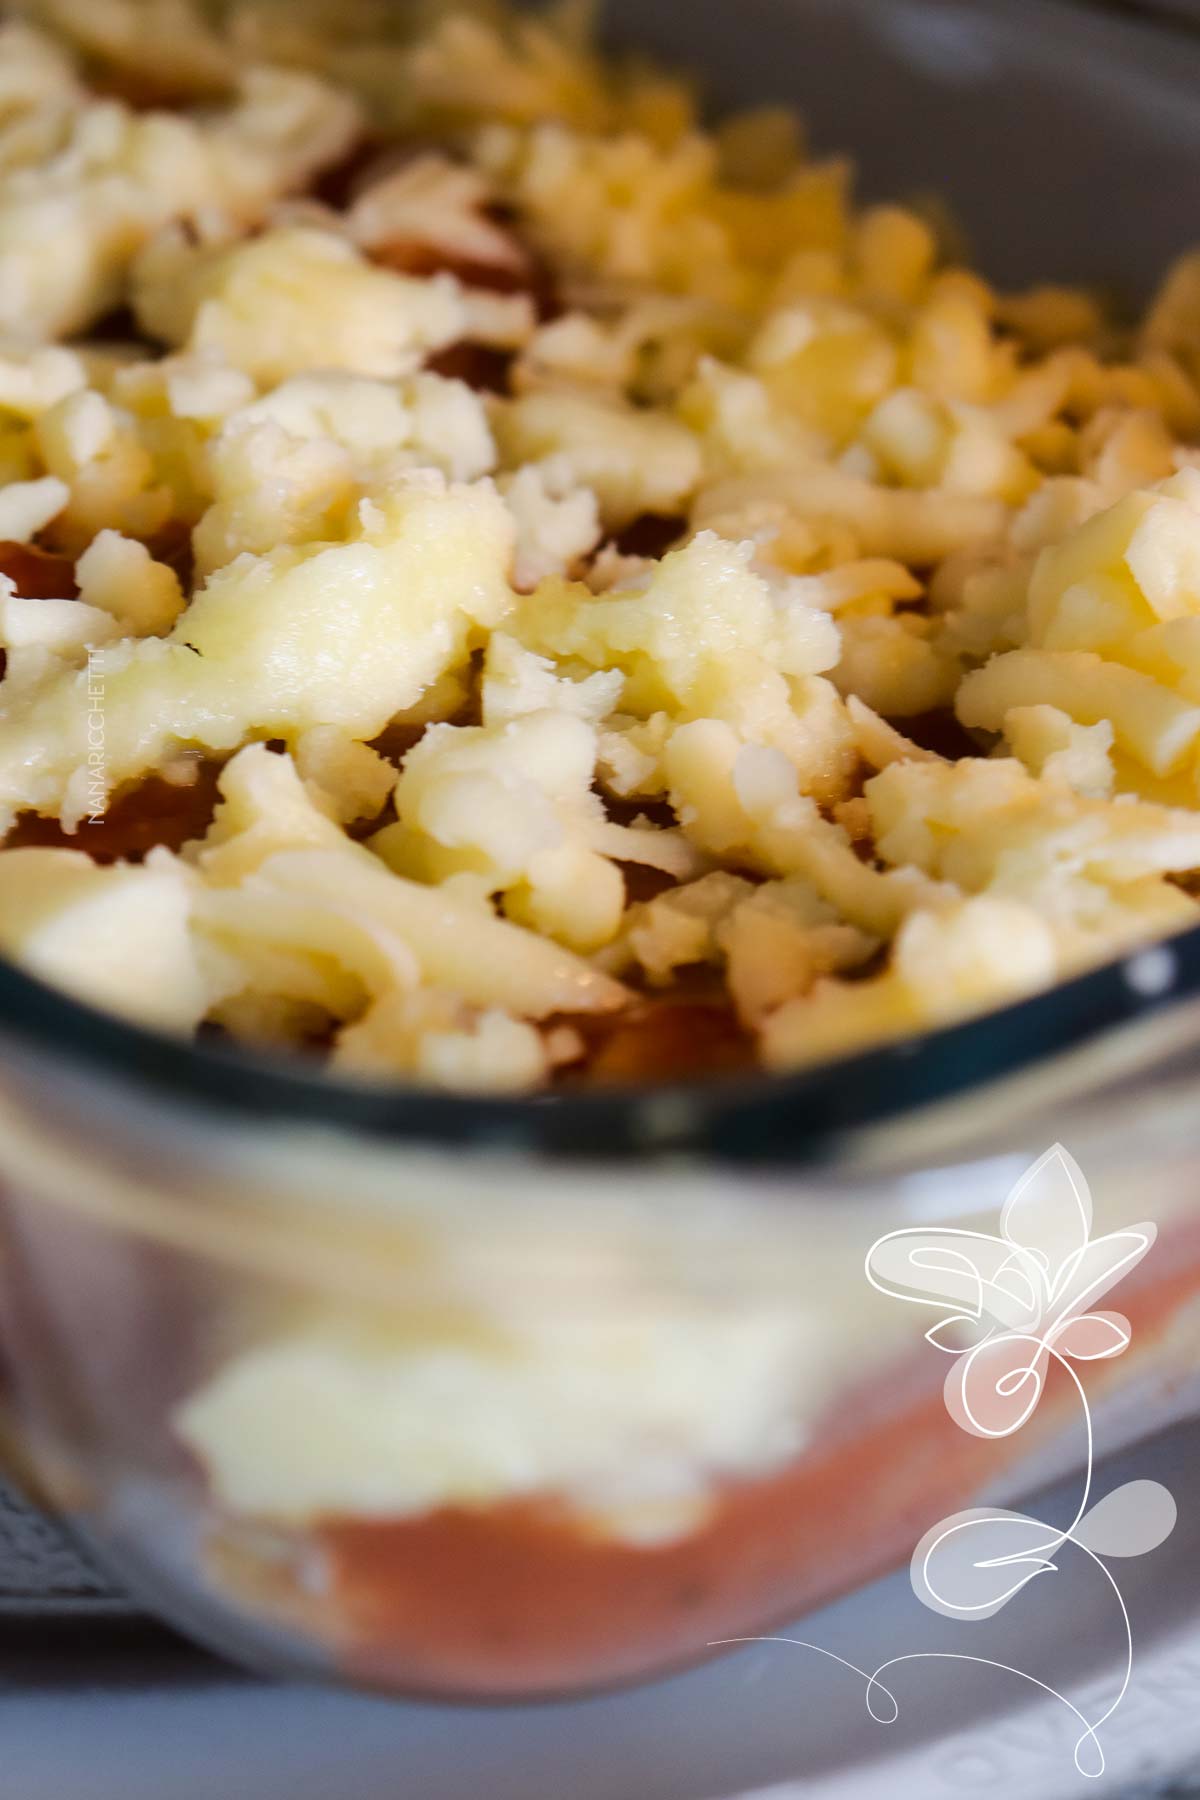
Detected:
[{"left": 0, "top": 1041, "right": 1198, "bottom": 1698}]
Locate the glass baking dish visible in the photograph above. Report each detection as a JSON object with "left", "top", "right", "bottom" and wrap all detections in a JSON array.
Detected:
[{"left": 4, "top": 0, "right": 1200, "bottom": 1704}]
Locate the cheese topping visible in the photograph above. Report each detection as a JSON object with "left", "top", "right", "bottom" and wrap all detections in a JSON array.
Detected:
[{"left": 3, "top": 0, "right": 1200, "bottom": 1099}]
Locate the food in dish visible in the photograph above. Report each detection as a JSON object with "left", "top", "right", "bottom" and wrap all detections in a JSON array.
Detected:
[{"left": 4, "top": 0, "right": 1200, "bottom": 1100}]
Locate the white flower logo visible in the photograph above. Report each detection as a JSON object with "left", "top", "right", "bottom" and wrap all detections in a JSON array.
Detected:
[
  {"left": 713, "top": 1145, "right": 1176, "bottom": 1779},
  {"left": 866, "top": 1142, "right": 1156, "bottom": 1441}
]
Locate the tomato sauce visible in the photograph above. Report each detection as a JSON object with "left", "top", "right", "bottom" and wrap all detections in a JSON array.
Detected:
[
  {"left": 7, "top": 764, "right": 223, "bottom": 862},
  {"left": 0, "top": 541, "right": 78, "bottom": 599},
  {"left": 568, "top": 989, "right": 756, "bottom": 1085}
]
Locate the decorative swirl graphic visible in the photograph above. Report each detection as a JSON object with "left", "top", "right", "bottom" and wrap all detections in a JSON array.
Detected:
[{"left": 713, "top": 1145, "right": 1176, "bottom": 1780}]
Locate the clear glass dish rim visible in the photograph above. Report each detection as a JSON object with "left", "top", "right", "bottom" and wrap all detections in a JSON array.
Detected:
[{"left": 0, "top": 921, "right": 1198, "bottom": 1166}]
